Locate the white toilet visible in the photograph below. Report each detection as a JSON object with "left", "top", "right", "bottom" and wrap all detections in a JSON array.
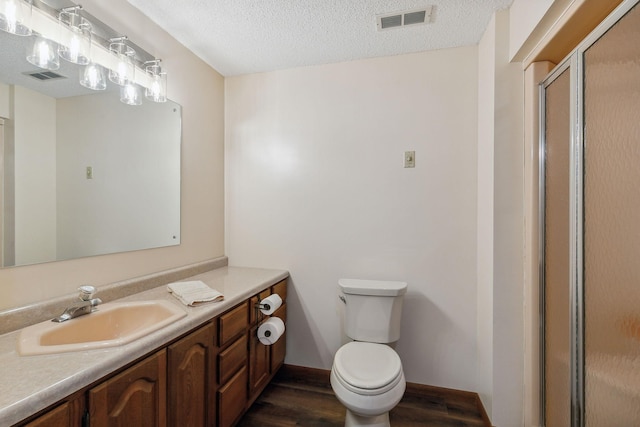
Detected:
[{"left": 330, "top": 278, "right": 408, "bottom": 427}]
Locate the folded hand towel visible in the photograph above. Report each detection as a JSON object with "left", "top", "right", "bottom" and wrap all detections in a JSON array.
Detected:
[{"left": 167, "top": 280, "right": 224, "bottom": 306}]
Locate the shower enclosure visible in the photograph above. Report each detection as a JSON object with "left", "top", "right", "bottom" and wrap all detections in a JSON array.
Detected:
[{"left": 540, "top": 0, "right": 640, "bottom": 425}]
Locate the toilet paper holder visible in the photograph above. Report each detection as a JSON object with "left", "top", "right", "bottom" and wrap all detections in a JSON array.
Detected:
[
  {"left": 254, "top": 294, "right": 282, "bottom": 317},
  {"left": 255, "top": 302, "right": 273, "bottom": 311}
]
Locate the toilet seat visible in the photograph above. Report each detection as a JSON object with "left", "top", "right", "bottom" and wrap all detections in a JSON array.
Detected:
[{"left": 333, "top": 342, "right": 403, "bottom": 396}]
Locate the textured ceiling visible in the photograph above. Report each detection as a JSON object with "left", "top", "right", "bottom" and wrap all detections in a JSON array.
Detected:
[{"left": 126, "top": 0, "right": 513, "bottom": 77}]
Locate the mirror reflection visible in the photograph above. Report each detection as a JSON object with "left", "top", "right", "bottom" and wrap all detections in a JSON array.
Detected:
[{"left": 0, "top": 28, "right": 181, "bottom": 268}]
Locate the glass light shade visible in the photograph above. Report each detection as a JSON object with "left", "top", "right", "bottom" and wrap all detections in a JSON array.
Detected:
[
  {"left": 109, "top": 41, "right": 135, "bottom": 86},
  {"left": 120, "top": 82, "right": 142, "bottom": 106},
  {"left": 58, "top": 9, "right": 91, "bottom": 65},
  {"left": 144, "top": 63, "right": 167, "bottom": 103},
  {"left": 80, "top": 62, "right": 106, "bottom": 91},
  {"left": 26, "top": 35, "right": 59, "bottom": 70},
  {"left": 0, "top": 0, "right": 31, "bottom": 36}
]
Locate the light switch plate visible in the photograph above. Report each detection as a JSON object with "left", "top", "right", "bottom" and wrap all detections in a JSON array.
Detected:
[{"left": 404, "top": 151, "right": 415, "bottom": 168}]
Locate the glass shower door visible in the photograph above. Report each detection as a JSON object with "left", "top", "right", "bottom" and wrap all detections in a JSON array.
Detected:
[{"left": 582, "top": 2, "right": 640, "bottom": 425}]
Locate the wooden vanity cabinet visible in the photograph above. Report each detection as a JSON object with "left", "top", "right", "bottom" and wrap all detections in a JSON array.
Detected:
[
  {"left": 88, "top": 349, "right": 167, "bottom": 427},
  {"left": 14, "top": 279, "right": 287, "bottom": 427}
]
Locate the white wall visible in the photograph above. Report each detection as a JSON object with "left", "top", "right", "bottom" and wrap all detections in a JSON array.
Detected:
[
  {"left": 478, "top": 9, "right": 526, "bottom": 427},
  {"left": 0, "top": 0, "right": 225, "bottom": 311},
  {"left": 477, "top": 12, "right": 496, "bottom": 416},
  {"left": 509, "top": 0, "right": 555, "bottom": 60},
  {"left": 0, "top": 82, "right": 9, "bottom": 118},
  {"left": 493, "top": 9, "right": 525, "bottom": 426},
  {"left": 226, "top": 47, "right": 479, "bottom": 390},
  {"left": 13, "top": 86, "right": 57, "bottom": 265},
  {"left": 56, "top": 92, "right": 180, "bottom": 259}
]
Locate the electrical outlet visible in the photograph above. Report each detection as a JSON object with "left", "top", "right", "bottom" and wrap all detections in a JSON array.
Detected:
[{"left": 404, "top": 151, "right": 415, "bottom": 168}]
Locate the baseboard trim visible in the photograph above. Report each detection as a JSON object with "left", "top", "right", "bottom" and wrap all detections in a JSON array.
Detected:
[{"left": 279, "top": 364, "right": 492, "bottom": 427}]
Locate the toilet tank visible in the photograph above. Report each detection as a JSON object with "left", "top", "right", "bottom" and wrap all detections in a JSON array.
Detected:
[{"left": 338, "top": 279, "right": 407, "bottom": 343}]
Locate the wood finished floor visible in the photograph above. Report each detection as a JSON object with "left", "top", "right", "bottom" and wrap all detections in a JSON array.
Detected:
[{"left": 238, "top": 366, "right": 488, "bottom": 427}]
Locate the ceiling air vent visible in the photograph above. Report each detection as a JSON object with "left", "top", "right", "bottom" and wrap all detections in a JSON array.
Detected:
[
  {"left": 23, "top": 70, "right": 66, "bottom": 81},
  {"left": 377, "top": 6, "right": 433, "bottom": 31}
]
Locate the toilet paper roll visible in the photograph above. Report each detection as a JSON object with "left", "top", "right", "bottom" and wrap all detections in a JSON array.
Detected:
[
  {"left": 257, "top": 317, "right": 285, "bottom": 345},
  {"left": 259, "top": 293, "right": 282, "bottom": 315}
]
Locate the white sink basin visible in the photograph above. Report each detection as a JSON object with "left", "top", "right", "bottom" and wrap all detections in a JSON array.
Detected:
[{"left": 18, "top": 300, "right": 186, "bottom": 356}]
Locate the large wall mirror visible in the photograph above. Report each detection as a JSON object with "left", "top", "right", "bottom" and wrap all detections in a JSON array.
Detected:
[{"left": 0, "top": 16, "right": 181, "bottom": 268}]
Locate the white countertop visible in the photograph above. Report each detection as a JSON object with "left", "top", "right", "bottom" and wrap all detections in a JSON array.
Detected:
[{"left": 0, "top": 266, "right": 289, "bottom": 426}]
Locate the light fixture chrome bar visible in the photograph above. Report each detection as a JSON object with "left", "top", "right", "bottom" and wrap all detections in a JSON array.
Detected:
[{"left": 60, "top": 4, "right": 81, "bottom": 13}]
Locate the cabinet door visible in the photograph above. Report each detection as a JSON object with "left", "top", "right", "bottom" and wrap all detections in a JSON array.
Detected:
[
  {"left": 22, "top": 399, "right": 83, "bottom": 427},
  {"left": 89, "top": 350, "right": 167, "bottom": 427},
  {"left": 270, "top": 304, "right": 287, "bottom": 372},
  {"left": 249, "top": 325, "right": 270, "bottom": 400},
  {"left": 168, "top": 322, "right": 217, "bottom": 427}
]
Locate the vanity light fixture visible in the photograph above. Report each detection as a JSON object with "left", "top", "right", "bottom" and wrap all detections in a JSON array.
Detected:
[
  {"left": 144, "top": 59, "right": 167, "bottom": 103},
  {"left": 3, "top": 0, "right": 169, "bottom": 104},
  {"left": 108, "top": 36, "right": 135, "bottom": 86},
  {"left": 0, "top": 0, "right": 31, "bottom": 36},
  {"left": 58, "top": 6, "right": 91, "bottom": 65},
  {"left": 26, "top": 34, "right": 59, "bottom": 70}
]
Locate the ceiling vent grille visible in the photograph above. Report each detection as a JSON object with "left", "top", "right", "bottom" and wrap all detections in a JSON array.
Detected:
[
  {"left": 23, "top": 70, "right": 66, "bottom": 81},
  {"left": 377, "top": 6, "right": 433, "bottom": 31}
]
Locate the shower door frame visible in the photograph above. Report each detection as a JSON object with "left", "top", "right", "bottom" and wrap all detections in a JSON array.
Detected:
[{"left": 538, "top": 0, "right": 640, "bottom": 425}]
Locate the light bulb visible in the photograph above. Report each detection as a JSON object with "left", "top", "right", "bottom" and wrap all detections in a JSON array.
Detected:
[
  {"left": 58, "top": 8, "right": 90, "bottom": 64},
  {"left": 0, "top": 0, "right": 31, "bottom": 36},
  {"left": 144, "top": 61, "right": 167, "bottom": 103},
  {"left": 80, "top": 63, "right": 106, "bottom": 91},
  {"left": 120, "top": 82, "right": 142, "bottom": 106},
  {"left": 109, "top": 40, "right": 135, "bottom": 86},
  {"left": 26, "top": 36, "right": 60, "bottom": 70},
  {"left": 3, "top": 0, "right": 17, "bottom": 32}
]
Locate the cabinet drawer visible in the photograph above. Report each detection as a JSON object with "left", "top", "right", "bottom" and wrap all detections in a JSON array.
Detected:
[
  {"left": 218, "top": 334, "right": 248, "bottom": 385},
  {"left": 219, "top": 302, "right": 248, "bottom": 347},
  {"left": 218, "top": 365, "right": 248, "bottom": 427}
]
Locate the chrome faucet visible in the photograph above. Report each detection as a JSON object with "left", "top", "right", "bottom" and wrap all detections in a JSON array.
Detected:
[{"left": 52, "top": 286, "right": 102, "bottom": 323}]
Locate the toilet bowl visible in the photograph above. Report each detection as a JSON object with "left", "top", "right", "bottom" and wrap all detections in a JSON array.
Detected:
[
  {"left": 331, "top": 278, "right": 408, "bottom": 427},
  {"left": 330, "top": 341, "right": 406, "bottom": 427}
]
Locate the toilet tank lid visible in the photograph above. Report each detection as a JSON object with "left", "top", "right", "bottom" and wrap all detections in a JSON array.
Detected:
[{"left": 338, "top": 279, "right": 407, "bottom": 296}]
